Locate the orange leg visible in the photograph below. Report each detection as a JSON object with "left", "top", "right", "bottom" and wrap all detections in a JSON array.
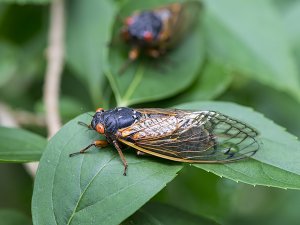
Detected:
[
  {"left": 113, "top": 140, "right": 128, "bottom": 176},
  {"left": 69, "top": 140, "right": 108, "bottom": 157}
]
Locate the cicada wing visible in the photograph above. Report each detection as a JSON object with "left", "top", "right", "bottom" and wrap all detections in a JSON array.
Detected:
[
  {"left": 151, "top": 1, "right": 201, "bottom": 48},
  {"left": 193, "top": 111, "right": 260, "bottom": 161},
  {"left": 135, "top": 108, "right": 186, "bottom": 116},
  {"left": 119, "top": 111, "right": 259, "bottom": 163},
  {"left": 167, "top": 1, "right": 202, "bottom": 46}
]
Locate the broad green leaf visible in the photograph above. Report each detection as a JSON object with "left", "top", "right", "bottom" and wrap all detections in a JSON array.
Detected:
[
  {"left": 203, "top": 0, "right": 300, "bottom": 101},
  {"left": 0, "top": 127, "right": 46, "bottom": 162},
  {"left": 178, "top": 102, "right": 300, "bottom": 189},
  {"left": 0, "top": 0, "right": 49, "bottom": 3},
  {"left": 32, "top": 102, "right": 300, "bottom": 225},
  {"left": 166, "top": 61, "right": 233, "bottom": 106},
  {"left": 32, "top": 114, "right": 182, "bottom": 225},
  {"left": 0, "top": 210, "right": 32, "bottom": 225},
  {"left": 123, "top": 202, "right": 219, "bottom": 225},
  {"left": 155, "top": 166, "right": 233, "bottom": 222},
  {"left": 107, "top": 0, "right": 205, "bottom": 106},
  {"left": 66, "top": 0, "right": 117, "bottom": 108}
]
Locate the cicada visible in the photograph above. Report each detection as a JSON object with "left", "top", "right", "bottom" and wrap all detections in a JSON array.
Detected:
[
  {"left": 70, "top": 107, "right": 260, "bottom": 176},
  {"left": 119, "top": 1, "right": 202, "bottom": 73}
]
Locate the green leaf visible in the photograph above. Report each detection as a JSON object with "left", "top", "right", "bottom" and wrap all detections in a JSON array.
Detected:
[
  {"left": 0, "top": 0, "right": 49, "bottom": 3},
  {"left": 66, "top": 0, "right": 117, "bottom": 107},
  {"left": 32, "top": 114, "right": 182, "bottom": 225},
  {"left": 167, "top": 60, "right": 233, "bottom": 106},
  {"left": 203, "top": 0, "right": 300, "bottom": 100},
  {"left": 123, "top": 202, "right": 219, "bottom": 225},
  {"left": 177, "top": 101, "right": 300, "bottom": 189},
  {"left": 0, "top": 209, "right": 32, "bottom": 225},
  {"left": 32, "top": 101, "right": 300, "bottom": 225},
  {"left": 155, "top": 166, "right": 233, "bottom": 222},
  {"left": 107, "top": 0, "right": 205, "bottom": 106},
  {"left": 0, "top": 127, "right": 46, "bottom": 162}
]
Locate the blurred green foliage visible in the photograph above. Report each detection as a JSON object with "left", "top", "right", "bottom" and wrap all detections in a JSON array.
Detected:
[{"left": 0, "top": 0, "right": 300, "bottom": 224}]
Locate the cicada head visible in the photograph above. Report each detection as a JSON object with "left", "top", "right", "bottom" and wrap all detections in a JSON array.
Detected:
[
  {"left": 91, "top": 108, "right": 105, "bottom": 134},
  {"left": 91, "top": 107, "right": 142, "bottom": 135},
  {"left": 121, "top": 11, "right": 163, "bottom": 46}
]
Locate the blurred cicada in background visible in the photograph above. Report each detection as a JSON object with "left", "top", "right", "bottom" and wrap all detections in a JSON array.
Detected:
[
  {"left": 70, "top": 107, "right": 260, "bottom": 176},
  {"left": 119, "top": 1, "right": 202, "bottom": 73}
]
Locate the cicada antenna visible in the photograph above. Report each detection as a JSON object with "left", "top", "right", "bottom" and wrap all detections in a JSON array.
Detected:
[
  {"left": 87, "top": 112, "right": 94, "bottom": 117},
  {"left": 78, "top": 121, "right": 92, "bottom": 130}
]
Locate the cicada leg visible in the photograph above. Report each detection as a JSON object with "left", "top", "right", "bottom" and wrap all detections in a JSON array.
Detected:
[
  {"left": 119, "top": 47, "right": 140, "bottom": 75},
  {"left": 113, "top": 140, "right": 128, "bottom": 176},
  {"left": 69, "top": 140, "right": 109, "bottom": 157}
]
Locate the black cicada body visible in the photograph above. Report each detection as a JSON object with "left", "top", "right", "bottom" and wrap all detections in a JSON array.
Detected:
[
  {"left": 119, "top": 1, "right": 202, "bottom": 73},
  {"left": 70, "top": 107, "right": 260, "bottom": 176}
]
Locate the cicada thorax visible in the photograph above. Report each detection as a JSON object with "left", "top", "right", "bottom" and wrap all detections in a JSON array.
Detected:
[{"left": 90, "top": 107, "right": 142, "bottom": 142}]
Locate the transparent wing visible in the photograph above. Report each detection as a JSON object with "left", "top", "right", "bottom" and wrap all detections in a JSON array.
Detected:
[
  {"left": 119, "top": 110, "right": 259, "bottom": 163},
  {"left": 167, "top": 1, "right": 202, "bottom": 45}
]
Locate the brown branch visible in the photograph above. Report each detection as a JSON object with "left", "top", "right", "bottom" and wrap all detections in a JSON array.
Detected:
[
  {"left": 12, "top": 110, "right": 45, "bottom": 127},
  {"left": 43, "top": 0, "right": 65, "bottom": 138},
  {"left": 0, "top": 104, "right": 45, "bottom": 127}
]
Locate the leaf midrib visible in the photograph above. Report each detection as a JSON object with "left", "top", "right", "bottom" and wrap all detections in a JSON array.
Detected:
[
  {"left": 121, "top": 64, "right": 144, "bottom": 106},
  {"left": 67, "top": 155, "right": 117, "bottom": 225}
]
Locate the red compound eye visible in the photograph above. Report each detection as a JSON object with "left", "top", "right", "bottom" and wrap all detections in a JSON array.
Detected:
[
  {"left": 96, "top": 108, "right": 104, "bottom": 113},
  {"left": 143, "top": 31, "right": 153, "bottom": 42},
  {"left": 95, "top": 123, "right": 105, "bottom": 134}
]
